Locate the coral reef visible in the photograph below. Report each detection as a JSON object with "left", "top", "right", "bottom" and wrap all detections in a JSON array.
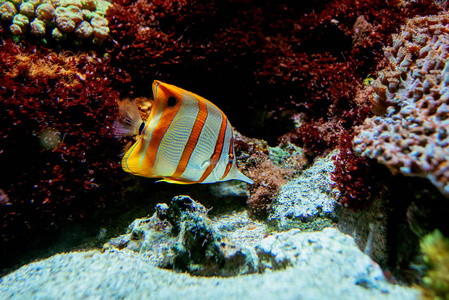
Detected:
[
  {"left": 419, "top": 229, "right": 449, "bottom": 300},
  {"left": 0, "top": 39, "right": 122, "bottom": 252},
  {"left": 271, "top": 0, "right": 444, "bottom": 207},
  {"left": 1, "top": 0, "right": 447, "bottom": 290},
  {"left": 0, "top": 0, "right": 111, "bottom": 44},
  {"left": 105, "top": 195, "right": 257, "bottom": 277},
  {"left": 353, "top": 12, "right": 449, "bottom": 197}
]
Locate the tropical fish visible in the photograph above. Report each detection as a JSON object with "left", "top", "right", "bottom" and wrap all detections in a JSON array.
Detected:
[{"left": 113, "top": 80, "right": 253, "bottom": 185}]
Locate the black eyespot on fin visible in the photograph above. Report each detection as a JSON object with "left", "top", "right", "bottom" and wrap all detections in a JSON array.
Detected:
[
  {"left": 167, "top": 96, "right": 177, "bottom": 107},
  {"left": 138, "top": 122, "right": 145, "bottom": 135}
]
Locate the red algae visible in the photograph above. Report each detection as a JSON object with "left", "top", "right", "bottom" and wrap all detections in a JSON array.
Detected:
[
  {"left": 0, "top": 39, "right": 123, "bottom": 245},
  {"left": 102, "top": 0, "right": 444, "bottom": 207}
]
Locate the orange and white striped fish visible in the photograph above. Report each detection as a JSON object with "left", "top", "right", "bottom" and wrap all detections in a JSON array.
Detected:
[{"left": 113, "top": 80, "right": 253, "bottom": 185}]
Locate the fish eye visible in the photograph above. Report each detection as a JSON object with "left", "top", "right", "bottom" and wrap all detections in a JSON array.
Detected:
[
  {"left": 138, "top": 122, "right": 145, "bottom": 135},
  {"left": 167, "top": 96, "right": 177, "bottom": 107}
]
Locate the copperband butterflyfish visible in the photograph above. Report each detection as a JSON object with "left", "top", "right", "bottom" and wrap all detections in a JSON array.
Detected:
[{"left": 113, "top": 80, "right": 254, "bottom": 185}]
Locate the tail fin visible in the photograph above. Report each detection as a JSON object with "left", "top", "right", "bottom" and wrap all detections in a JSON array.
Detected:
[
  {"left": 236, "top": 170, "right": 254, "bottom": 184},
  {"left": 224, "top": 164, "right": 254, "bottom": 184},
  {"left": 113, "top": 100, "right": 143, "bottom": 138}
]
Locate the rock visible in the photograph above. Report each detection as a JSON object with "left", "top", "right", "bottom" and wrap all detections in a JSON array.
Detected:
[
  {"left": 212, "top": 210, "right": 267, "bottom": 248},
  {"left": 0, "top": 230, "right": 421, "bottom": 299},
  {"left": 257, "top": 228, "right": 383, "bottom": 285},
  {"left": 104, "top": 195, "right": 257, "bottom": 277},
  {"left": 209, "top": 181, "right": 249, "bottom": 198},
  {"left": 268, "top": 150, "right": 341, "bottom": 230}
]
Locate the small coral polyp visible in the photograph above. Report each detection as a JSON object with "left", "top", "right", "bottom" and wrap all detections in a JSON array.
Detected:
[
  {"left": 0, "top": 0, "right": 111, "bottom": 44},
  {"left": 353, "top": 12, "right": 449, "bottom": 197}
]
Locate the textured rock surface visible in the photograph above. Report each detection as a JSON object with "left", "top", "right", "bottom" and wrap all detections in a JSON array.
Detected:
[
  {"left": 0, "top": 228, "right": 420, "bottom": 299},
  {"left": 268, "top": 150, "right": 340, "bottom": 230},
  {"left": 212, "top": 210, "right": 267, "bottom": 248},
  {"left": 353, "top": 12, "right": 449, "bottom": 196},
  {"left": 209, "top": 181, "right": 250, "bottom": 198},
  {"left": 104, "top": 195, "right": 257, "bottom": 277},
  {"left": 257, "top": 228, "right": 384, "bottom": 283}
]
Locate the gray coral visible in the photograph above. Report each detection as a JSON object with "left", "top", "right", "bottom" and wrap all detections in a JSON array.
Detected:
[{"left": 353, "top": 12, "right": 449, "bottom": 197}]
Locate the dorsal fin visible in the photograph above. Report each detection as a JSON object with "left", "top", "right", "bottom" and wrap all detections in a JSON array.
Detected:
[{"left": 113, "top": 101, "right": 143, "bottom": 138}]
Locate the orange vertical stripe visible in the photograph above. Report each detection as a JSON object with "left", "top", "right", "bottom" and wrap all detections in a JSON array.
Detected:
[
  {"left": 197, "top": 113, "right": 228, "bottom": 183},
  {"left": 170, "top": 98, "right": 208, "bottom": 179},
  {"left": 220, "top": 127, "right": 234, "bottom": 181},
  {"left": 144, "top": 97, "right": 183, "bottom": 171}
]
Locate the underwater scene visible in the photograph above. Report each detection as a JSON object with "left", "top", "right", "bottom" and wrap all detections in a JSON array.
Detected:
[{"left": 1, "top": 0, "right": 449, "bottom": 298}]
